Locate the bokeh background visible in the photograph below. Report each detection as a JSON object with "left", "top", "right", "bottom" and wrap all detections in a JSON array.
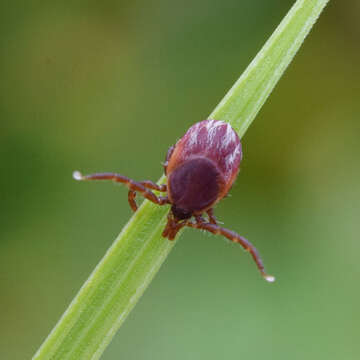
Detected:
[{"left": 1, "top": 1, "right": 360, "bottom": 359}]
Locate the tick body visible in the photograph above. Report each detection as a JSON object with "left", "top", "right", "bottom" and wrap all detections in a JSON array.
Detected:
[{"left": 73, "top": 120, "right": 275, "bottom": 282}]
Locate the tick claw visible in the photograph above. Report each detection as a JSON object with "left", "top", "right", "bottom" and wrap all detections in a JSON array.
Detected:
[
  {"left": 73, "top": 171, "right": 84, "bottom": 181},
  {"left": 264, "top": 274, "right": 276, "bottom": 283}
]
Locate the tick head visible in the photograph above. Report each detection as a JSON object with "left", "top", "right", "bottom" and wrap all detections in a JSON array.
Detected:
[{"left": 171, "top": 205, "right": 192, "bottom": 221}]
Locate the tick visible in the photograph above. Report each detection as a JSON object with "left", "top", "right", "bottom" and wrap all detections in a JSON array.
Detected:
[{"left": 73, "top": 119, "right": 275, "bottom": 282}]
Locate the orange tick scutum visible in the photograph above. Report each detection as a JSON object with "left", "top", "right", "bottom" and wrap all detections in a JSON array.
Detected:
[{"left": 73, "top": 119, "right": 275, "bottom": 282}]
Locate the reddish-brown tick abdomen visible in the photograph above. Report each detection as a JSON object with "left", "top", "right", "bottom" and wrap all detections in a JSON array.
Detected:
[{"left": 166, "top": 120, "right": 242, "bottom": 212}]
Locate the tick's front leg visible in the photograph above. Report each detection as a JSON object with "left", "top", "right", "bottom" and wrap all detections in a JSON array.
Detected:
[{"left": 73, "top": 171, "right": 170, "bottom": 211}]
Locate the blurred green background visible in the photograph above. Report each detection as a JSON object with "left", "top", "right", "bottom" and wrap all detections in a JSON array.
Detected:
[{"left": 1, "top": 1, "right": 360, "bottom": 359}]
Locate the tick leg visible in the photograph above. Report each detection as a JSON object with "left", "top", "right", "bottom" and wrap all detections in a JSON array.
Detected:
[
  {"left": 167, "top": 220, "right": 188, "bottom": 240},
  {"left": 162, "top": 213, "right": 173, "bottom": 239},
  {"left": 139, "top": 181, "right": 166, "bottom": 192},
  {"left": 186, "top": 221, "right": 275, "bottom": 283},
  {"left": 128, "top": 190, "right": 138, "bottom": 212},
  {"left": 163, "top": 145, "right": 175, "bottom": 175},
  {"left": 73, "top": 171, "right": 170, "bottom": 209},
  {"left": 162, "top": 212, "right": 189, "bottom": 240},
  {"left": 195, "top": 214, "right": 206, "bottom": 223},
  {"left": 206, "top": 208, "right": 217, "bottom": 224},
  {"left": 128, "top": 181, "right": 166, "bottom": 212}
]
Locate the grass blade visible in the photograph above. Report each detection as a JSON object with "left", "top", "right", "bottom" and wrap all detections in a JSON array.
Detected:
[{"left": 33, "top": 1, "right": 329, "bottom": 359}]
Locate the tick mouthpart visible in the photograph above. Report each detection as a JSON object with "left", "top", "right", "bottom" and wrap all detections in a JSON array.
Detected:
[
  {"left": 171, "top": 205, "right": 192, "bottom": 220},
  {"left": 73, "top": 170, "right": 84, "bottom": 181}
]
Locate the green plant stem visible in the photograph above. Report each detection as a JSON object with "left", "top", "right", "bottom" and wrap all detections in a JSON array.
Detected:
[{"left": 33, "top": 1, "right": 329, "bottom": 359}]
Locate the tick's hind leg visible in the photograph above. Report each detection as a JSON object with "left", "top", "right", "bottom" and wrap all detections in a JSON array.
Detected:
[
  {"left": 186, "top": 221, "right": 275, "bottom": 283},
  {"left": 73, "top": 171, "right": 169, "bottom": 211}
]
